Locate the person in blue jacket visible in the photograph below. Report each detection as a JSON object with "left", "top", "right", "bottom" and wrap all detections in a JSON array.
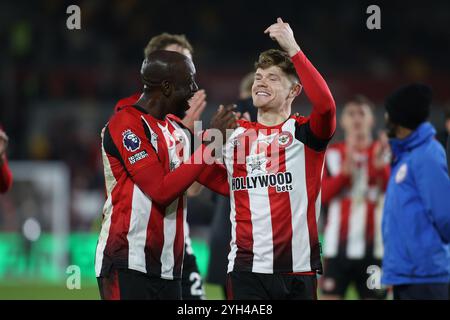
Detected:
[{"left": 382, "top": 83, "right": 450, "bottom": 300}]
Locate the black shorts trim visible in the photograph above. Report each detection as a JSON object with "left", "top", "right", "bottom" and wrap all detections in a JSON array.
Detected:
[
  {"left": 227, "top": 271, "right": 317, "bottom": 300},
  {"left": 97, "top": 267, "right": 182, "bottom": 300}
]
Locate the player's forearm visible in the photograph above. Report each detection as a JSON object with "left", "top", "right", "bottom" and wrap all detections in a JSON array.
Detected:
[
  {"left": 133, "top": 144, "right": 214, "bottom": 207},
  {"left": 0, "top": 156, "right": 13, "bottom": 193},
  {"left": 196, "top": 163, "right": 230, "bottom": 196},
  {"left": 291, "top": 51, "right": 336, "bottom": 139},
  {"left": 321, "top": 173, "right": 351, "bottom": 204}
]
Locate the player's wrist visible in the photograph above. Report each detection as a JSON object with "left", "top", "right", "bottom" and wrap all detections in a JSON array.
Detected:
[{"left": 287, "top": 44, "right": 301, "bottom": 58}]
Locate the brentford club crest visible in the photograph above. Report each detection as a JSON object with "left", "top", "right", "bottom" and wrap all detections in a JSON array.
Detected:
[{"left": 278, "top": 131, "right": 293, "bottom": 148}]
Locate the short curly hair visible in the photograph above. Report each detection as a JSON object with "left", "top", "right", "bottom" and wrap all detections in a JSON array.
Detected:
[
  {"left": 254, "top": 49, "right": 299, "bottom": 83},
  {"left": 144, "top": 33, "right": 193, "bottom": 58}
]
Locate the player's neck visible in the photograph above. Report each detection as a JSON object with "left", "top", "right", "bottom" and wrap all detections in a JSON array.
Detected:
[{"left": 257, "top": 105, "right": 291, "bottom": 127}]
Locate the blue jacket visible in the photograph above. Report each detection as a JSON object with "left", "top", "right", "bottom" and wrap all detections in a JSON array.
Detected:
[{"left": 382, "top": 122, "right": 450, "bottom": 285}]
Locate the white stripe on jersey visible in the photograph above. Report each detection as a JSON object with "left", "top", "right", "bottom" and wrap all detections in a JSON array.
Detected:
[
  {"left": 283, "top": 119, "right": 311, "bottom": 271},
  {"left": 249, "top": 192, "right": 274, "bottom": 273},
  {"left": 347, "top": 163, "right": 369, "bottom": 259},
  {"left": 141, "top": 116, "right": 158, "bottom": 153},
  {"left": 168, "top": 119, "right": 194, "bottom": 256},
  {"left": 160, "top": 201, "right": 178, "bottom": 280},
  {"left": 249, "top": 134, "right": 274, "bottom": 273},
  {"left": 323, "top": 200, "right": 341, "bottom": 258},
  {"left": 183, "top": 196, "right": 188, "bottom": 252},
  {"left": 226, "top": 127, "right": 246, "bottom": 273},
  {"left": 127, "top": 185, "right": 152, "bottom": 273},
  {"left": 95, "top": 133, "right": 116, "bottom": 277},
  {"left": 374, "top": 195, "right": 385, "bottom": 259},
  {"left": 95, "top": 196, "right": 113, "bottom": 277},
  {"left": 317, "top": 162, "right": 325, "bottom": 222},
  {"left": 227, "top": 192, "right": 238, "bottom": 273}
]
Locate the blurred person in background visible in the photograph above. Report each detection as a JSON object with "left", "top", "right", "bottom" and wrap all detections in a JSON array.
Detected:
[
  {"left": 435, "top": 104, "right": 450, "bottom": 175},
  {"left": 113, "top": 33, "right": 207, "bottom": 300},
  {"left": 206, "top": 72, "right": 254, "bottom": 297},
  {"left": 0, "top": 127, "right": 13, "bottom": 193},
  {"left": 95, "top": 50, "right": 234, "bottom": 300},
  {"left": 320, "top": 95, "right": 390, "bottom": 300},
  {"left": 382, "top": 84, "right": 450, "bottom": 300},
  {"left": 235, "top": 72, "right": 257, "bottom": 121}
]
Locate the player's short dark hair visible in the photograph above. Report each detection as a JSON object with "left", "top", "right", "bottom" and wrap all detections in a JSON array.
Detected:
[
  {"left": 144, "top": 33, "right": 193, "bottom": 58},
  {"left": 254, "top": 49, "right": 299, "bottom": 83},
  {"left": 345, "top": 94, "right": 375, "bottom": 111}
]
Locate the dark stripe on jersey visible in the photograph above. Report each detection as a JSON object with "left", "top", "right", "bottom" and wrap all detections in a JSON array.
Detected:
[{"left": 295, "top": 121, "right": 332, "bottom": 152}]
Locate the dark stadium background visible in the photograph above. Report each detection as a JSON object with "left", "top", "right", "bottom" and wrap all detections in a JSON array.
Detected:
[{"left": 0, "top": 0, "right": 449, "bottom": 299}]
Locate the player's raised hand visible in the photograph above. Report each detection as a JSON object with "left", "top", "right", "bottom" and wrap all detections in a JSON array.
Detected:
[
  {"left": 232, "top": 111, "right": 249, "bottom": 121},
  {"left": 182, "top": 89, "right": 207, "bottom": 131},
  {"left": 264, "top": 17, "right": 301, "bottom": 57},
  {"left": 210, "top": 104, "right": 238, "bottom": 141}
]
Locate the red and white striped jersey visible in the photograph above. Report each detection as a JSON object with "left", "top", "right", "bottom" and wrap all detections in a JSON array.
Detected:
[
  {"left": 322, "top": 142, "right": 390, "bottom": 260},
  {"left": 95, "top": 105, "right": 191, "bottom": 280},
  {"left": 224, "top": 116, "right": 330, "bottom": 274}
]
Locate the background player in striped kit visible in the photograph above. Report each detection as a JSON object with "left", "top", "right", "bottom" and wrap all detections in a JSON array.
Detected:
[
  {"left": 320, "top": 95, "right": 390, "bottom": 299},
  {"left": 114, "top": 33, "right": 207, "bottom": 300},
  {"left": 202, "top": 17, "right": 336, "bottom": 299},
  {"left": 0, "top": 127, "right": 12, "bottom": 194}
]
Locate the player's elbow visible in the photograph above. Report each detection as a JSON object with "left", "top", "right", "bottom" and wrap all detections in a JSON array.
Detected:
[{"left": 323, "top": 98, "right": 336, "bottom": 116}]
